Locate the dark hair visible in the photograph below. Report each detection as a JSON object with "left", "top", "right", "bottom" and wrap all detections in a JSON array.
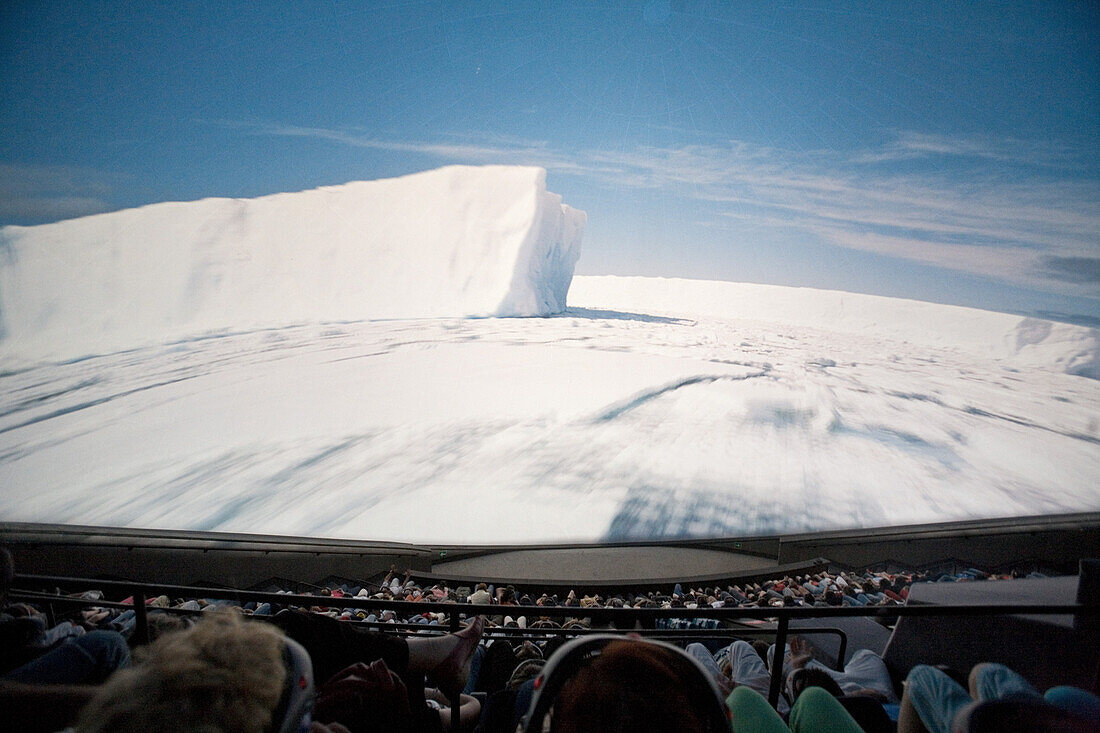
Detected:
[
  {"left": 549, "top": 641, "right": 711, "bottom": 733},
  {"left": 788, "top": 668, "right": 843, "bottom": 701}
]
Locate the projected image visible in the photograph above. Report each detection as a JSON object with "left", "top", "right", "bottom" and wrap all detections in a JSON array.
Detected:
[{"left": 1, "top": 4, "right": 1098, "bottom": 542}]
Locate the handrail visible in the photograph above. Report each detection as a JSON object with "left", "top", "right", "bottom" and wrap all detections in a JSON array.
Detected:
[
  {"left": 10, "top": 587, "right": 853, "bottom": 671},
  {"left": 7, "top": 589, "right": 844, "bottom": 653},
  {"left": 11, "top": 573, "right": 1098, "bottom": 710},
  {"left": 13, "top": 574, "right": 1091, "bottom": 620}
]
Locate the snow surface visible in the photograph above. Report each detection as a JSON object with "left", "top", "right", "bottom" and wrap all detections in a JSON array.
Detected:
[
  {"left": 571, "top": 276, "right": 1100, "bottom": 380},
  {"left": 1, "top": 276, "right": 1097, "bottom": 543},
  {"left": 0, "top": 167, "right": 1097, "bottom": 543},
  {"left": 0, "top": 165, "right": 585, "bottom": 363}
]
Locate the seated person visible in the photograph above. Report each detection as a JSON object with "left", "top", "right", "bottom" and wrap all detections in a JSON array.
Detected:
[
  {"left": 467, "top": 583, "right": 492, "bottom": 606},
  {"left": 75, "top": 612, "right": 310, "bottom": 733},
  {"left": 75, "top": 610, "right": 484, "bottom": 733},
  {"left": 899, "top": 662, "right": 1100, "bottom": 733},
  {"left": 727, "top": 685, "right": 867, "bottom": 733},
  {"left": 783, "top": 635, "right": 897, "bottom": 704},
  {"left": 687, "top": 639, "right": 789, "bottom": 714},
  {"left": 1, "top": 628, "right": 129, "bottom": 686},
  {"left": 786, "top": 668, "right": 892, "bottom": 733},
  {"left": 0, "top": 548, "right": 129, "bottom": 686},
  {"left": 271, "top": 609, "right": 482, "bottom": 732},
  {"left": 522, "top": 635, "right": 731, "bottom": 732}
]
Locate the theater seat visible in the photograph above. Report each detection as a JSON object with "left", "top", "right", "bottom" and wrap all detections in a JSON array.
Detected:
[{"left": 953, "top": 698, "right": 1100, "bottom": 733}]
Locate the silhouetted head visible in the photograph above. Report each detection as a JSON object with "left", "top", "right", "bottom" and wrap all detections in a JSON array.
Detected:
[
  {"left": 788, "top": 667, "right": 843, "bottom": 702},
  {"left": 550, "top": 641, "right": 711, "bottom": 732}
]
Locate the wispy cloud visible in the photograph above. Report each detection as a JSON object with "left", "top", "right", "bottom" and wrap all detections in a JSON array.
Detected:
[
  {"left": 217, "top": 120, "right": 1100, "bottom": 298},
  {"left": 0, "top": 164, "right": 117, "bottom": 224},
  {"left": 208, "top": 120, "right": 604, "bottom": 176},
  {"left": 565, "top": 139, "right": 1099, "bottom": 296},
  {"left": 851, "top": 131, "right": 1088, "bottom": 168}
]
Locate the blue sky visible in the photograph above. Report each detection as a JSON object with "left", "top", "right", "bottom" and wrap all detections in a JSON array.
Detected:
[{"left": 2, "top": 1, "right": 1098, "bottom": 319}]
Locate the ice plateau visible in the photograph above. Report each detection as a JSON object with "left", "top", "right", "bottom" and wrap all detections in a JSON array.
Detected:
[{"left": 0, "top": 165, "right": 585, "bottom": 363}]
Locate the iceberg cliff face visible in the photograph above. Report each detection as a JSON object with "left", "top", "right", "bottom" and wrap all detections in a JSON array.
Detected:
[{"left": 0, "top": 165, "right": 586, "bottom": 363}]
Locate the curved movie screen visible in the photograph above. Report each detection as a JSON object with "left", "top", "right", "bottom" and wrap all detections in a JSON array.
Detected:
[{"left": 1, "top": 3, "right": 1098, "bottom": 544}]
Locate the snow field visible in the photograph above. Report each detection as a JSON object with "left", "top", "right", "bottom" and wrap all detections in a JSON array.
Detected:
[
  {"left": 1, "top": 287, "right": 1097, "bottom": 543},
  {"left": 570, "top": 276, "right": 1100, "bottom": 379}
]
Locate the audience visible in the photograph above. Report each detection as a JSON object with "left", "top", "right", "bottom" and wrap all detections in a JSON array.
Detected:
[
  {"left": 3, "top": 543, "right": 1095, "bottom": 733},
  {"left": 7, "top": 564, "right": 1033, "bottom": 643}
]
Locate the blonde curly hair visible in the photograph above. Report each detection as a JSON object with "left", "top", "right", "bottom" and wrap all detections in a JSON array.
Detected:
[{"left": 77, "top": 612, "right": 288, "bottom": 733}]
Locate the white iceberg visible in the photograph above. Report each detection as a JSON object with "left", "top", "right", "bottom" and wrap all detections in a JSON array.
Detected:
[{"left": 0, "top": 165, "right": 585, "bottom": 363}]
